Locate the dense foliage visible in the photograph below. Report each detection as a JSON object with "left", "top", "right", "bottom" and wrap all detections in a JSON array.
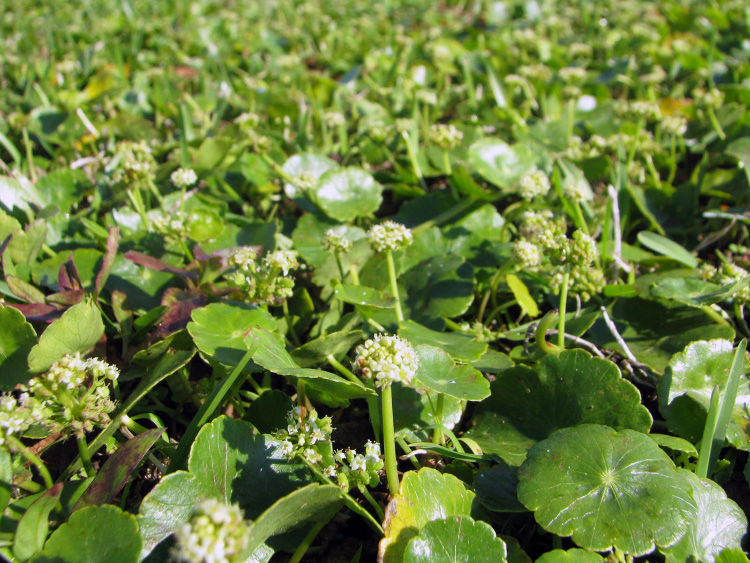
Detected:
[{"left": 1, "top": 0, "right": 750, "bottom": 561}]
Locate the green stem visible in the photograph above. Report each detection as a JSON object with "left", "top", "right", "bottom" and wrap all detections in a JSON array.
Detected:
[
  {"left": 702, "top": 305, "right": 731, "bottom": 327},
  {"left": 558, "top": 265, "right": 570, "bottom": 349},
  {"left": 335, "top": 253, "right": 346, "bottom": 281},
  {"left": 358, "top": 483, "right": 385, "bottom": 522},
  {"left": 442, "top": 149, "right": 452, "bottom": 177},
  {"left": 21, "top": 127, "right": 36, "bottom": 182},
  {"left": 707, "top": 107, "right": 726, "bottom": 140},
  {"left": 283, "top": 300, "right": 301, "bottom": 346},
  {"left": 386, "top": 250, "right": 404, "bottom": 325},
  {"left": 573, "top": 201, "right": 589, "bottom": 237},
  {"left": 381, "top": 385, "right": 400, "bottom": 496},
  {"left": 327, "top": 354, "right": 359, "bottom": 384},
  {"left": 432, "top": 393, "right": 445, "bottom": 445},
  {"left": 169, "top": 346, "right": 256, "bottom": 473},
  {"left": 397, "top": 437, "right": 422, "bottom": 469},
  {"left": 565, "top": 98, "right": 575, "bottom": 145},
  {"left": 289, "top": 517, "right": 330, "bottom": 563},
  {"left": 401, "top": 131, "right": 425, "bottom": 189},
  {"left": 696, "top": 385, "right": 721, "bottom": 479},
  {"left": 6, "top": 437, "right": 54, "bottom": 489},
  {"left": 349, "top": 264, "right": 360, "bottom": 286},
  {"left": 536, "top": 311, "right": 562, "bottom": 355},
  {"left": 77, "top": 435, "right": 95, "bottom": 478}
]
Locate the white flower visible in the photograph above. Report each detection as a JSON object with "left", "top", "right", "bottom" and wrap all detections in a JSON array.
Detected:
[
  {"left": 513, "top": 240, "right": 542, "bottom": 268},
  {"left": 263, "top": 251, "right": 299, "bottom": 276},
  {"left": 170, "top": 168, "right": 198, "bottom": 189},
  {"left": 171, "top": 499, "right": 249, "bottom": 563},
  {"left": 428, "top": 123, "right": 463, "bottom": 150},
  {"left": 366, "top": 221, "right": 413, "bottom": 253},
  {"left": 517, "top": 170, "right": 550, "bottom": 200},
  {"left": 661, "top": 115, "right": 688, "bottom": 136},
  {"left": 354, "top": 334, "right": 419, "bottom": 388},
  {"left": 227, "top": 247, "right": 258, "bottom": 272},
  {"left": 322, "top": 229, "right": 352, "bottom": 254},
  {"left": 563, "top": 179, "right": 593, "bottom": 203}
]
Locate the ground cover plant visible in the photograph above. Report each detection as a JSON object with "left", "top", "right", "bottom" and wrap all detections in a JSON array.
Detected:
[{"left": 1, "top": 0, "right": 750, "bottom": 561}]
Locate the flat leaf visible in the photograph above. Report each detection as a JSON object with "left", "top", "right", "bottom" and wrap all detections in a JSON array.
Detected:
[
  {"left": 245, "top": 390, "right": 293, "bottom": 434},
  {"left": 315, "top": 167, "right": 383, "bottom": 222},
  {"left": 398, "top": 320, "right": 488, "bottom": 362},
  {"left": 474, "top": 464, "right": 526, "bottom": 513},
  {"left": 187, "top": 302, "right": 276, "bottom": 370},
  {"left": 13, "top": 484, "right": 63, "bottom": 562},
  {"left": 471, "top": 349, "right": 515, "bottom": 374},
  {"left": 27, "top": 300, "right": 105, "bottom": 373},
  {"left": 717, "top": 549, "right": 750, "bottom": 563},
  {"left": 726, "top": 137, "right": 750, "bottom": 188},
  {"left": 467, "top": 139, "right": 541, "bottom": 190},
  {"left": 658, "top": 339, "right": 750, "bottom": 449},
  {"left": 0, "top": 305, "right": 36, "bottom": 390},
  {"left": 30, "top": 505, "right": 142, "bottom": 563},
  {"left": 392, "top": 381, "right": 462, "bottom": 442},
  {"left": 74, "top": 428, "right": 164, "bottom": 511},
  {"left": 246, "top": 327, "right": 374, "bottom": 399},
  {"left": 535, "top": 549, "right": 605, "bottom": 563},
  {"left": 465, "top": 350, "right": 652, "bottom": 465},
  {"left": 661, "top": 470, "right": 746, "bottom": 563},
  {"left": 282, "top": 152, "right": 339, "bottom": 200},
  {"left": 637, "top": 232, "right": 698, "bottom": 268},
  {"left": 588, "top": 298, "right": 735, "bottom": 372},
  {"left": 404, "top": 515, "right": 508, "bottom": 563},
  {"left": 414, "top": 345, "right": 490, "bottom": 401},
  {"left": 291, "top": 330, "right": 364, "bottom": 367},
  {"left": 243, "top": 484, "right": 345, "bottom": 556},
  {"left": 379, "top": 468, "right": 480, "bottom": 563},
  {"left": 651, "top": 276, "right": 750, "bottom": 307},
  {"left": 137, "top": 416, "right": 307, "bottom": 558},
  {"left": 506, "top": 274, "right": 539, "bottom": 317},
  {"left": 401, "top": 255, "right": 475, "bottom": 323},
  {"left": 518, "top": 424, "right": 697, "bottom": 556},
  {"left": 333, "top": 281, "right": 395, "bottom": 308}
]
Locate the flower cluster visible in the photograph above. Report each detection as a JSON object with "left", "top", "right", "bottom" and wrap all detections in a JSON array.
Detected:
[
  {"left": 562, "top": 179, "right": 593, "bottom": 203},
  {"left": 661, "top": 115, "right": 688, "bottom": 136},
  {"left": 514, "top": 210, "right": 604, "bottom": 301},
  {"left": 428, "top": 123, "right": 463, "bottom": 150},
  {"left": 153, "top": 211, "right": 188, "bottom": 241},
  {"left": 366, "top": 221, "right": 413, "bottom": 253},
  {"left": 0, "top": 394, "right": 38, "bottom": 448},
  {"left": 20, "top": 353, "right": 119, "bottom": 438},
  {"left": 353, "top": 334, "right": 419, "bottom": 388},
  {"left": 171, "top": 168, "right": 198, "bottom": 189},
  {"left": 276, "top": 408, "right": 383, "bottom": 489},
  {"left": 171, "top": 499, "right": 250, "bottom": 563},
  {"left": 322, "top": 228, "right": 352, "bottom": 254},
  {"left": 108, "top": 140, "right": 156, "bottom": 188},
  {"left": 517, "top": 170, "right": 550, "bottom": 201},
  {"left": 701, "top": 262, "right": 750, "bottom": 305},
  {"left": 225, "top": 247, "right": 299, "bottom": 305}
]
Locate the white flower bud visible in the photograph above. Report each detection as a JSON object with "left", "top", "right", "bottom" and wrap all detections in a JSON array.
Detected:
[
  {"left": 354, "top": 334, "right": 419, "bottom": 388},
  {"left": 366, "top": 221, "right": 413, "bottom": 253}
]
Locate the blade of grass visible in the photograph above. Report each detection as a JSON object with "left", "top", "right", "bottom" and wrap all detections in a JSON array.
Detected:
[{"left": 696, "top": 385, "right": 721, "bottom": 479}]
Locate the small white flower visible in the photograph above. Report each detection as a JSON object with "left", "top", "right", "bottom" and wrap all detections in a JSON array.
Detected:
[
  {"left": 517, "top": 170, "right": 550, "bottom": 201},
  {"left": 428, "top": 123, "right": 463, "bottom": 150},
  {"left": 322, "top": 229, "right": 352, "bottom": 254},
  {"left": 171, "top": 499, "right": 249, "bottom": 563},
  {"left": 513, "top": 240, "right": 542, "bottom": 268},
  {"left": 263, "top": 251, "right": 299, "bottom": 276},
  {"left": 563, "top": 179, "right": 593, "bottom": 203},
  {"left": 170, "top": 168, "right": 198, "bottom": 189},
  {"left": 354, "top": 334, "right": 419, "bottom": 388},
  {"left": 366, "top": 221, "right": 413, "bottom": 253}
]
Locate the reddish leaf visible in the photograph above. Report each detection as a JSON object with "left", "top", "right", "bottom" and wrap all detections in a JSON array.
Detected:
[
  {"left": 73, "top": 428, "right": 165, "bottom": 511},
  {"left": 7, "top": 303, "right": 62, "bottom": 322},
  {"left": 94, "top": 227, "right": 120, "bottom": 298},
  {"left": 58, "top": 254, "right": 82, "bottom": 292},
  {"left": 124, "top": 250, "right": 196, "bottom": 281},
  {"left": 46, "top": 288, "right": 85, "bottom": 306}
]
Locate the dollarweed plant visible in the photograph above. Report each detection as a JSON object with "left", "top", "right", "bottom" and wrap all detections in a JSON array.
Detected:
[{"left": 2, "top": 0, "right": 750, "bottom": 561}]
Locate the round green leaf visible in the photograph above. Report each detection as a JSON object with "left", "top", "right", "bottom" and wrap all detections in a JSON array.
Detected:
[
  {"left": 392, "top": 381, "right": 462, "bottom": 442},
  {"left": 661, "top": 470, "right": 746, "bottom": 563},
  {"left": 0, "top": 305, "right": 36, "bottom": 390},
  {"left": 398, "top": 320, "right": 488, "bottom": 362},
  {"left": 659, "top": 339, "right": 750, "bottom": 449},
  {"left": 465, "top": 350, "right": 652, "bottom": 465},
  {"left": 30, "top": 505, "right": 141, "bottom": 563},
  {"left": 401, "top": 255, "right": 475, "bottom": 323},
  {"left": 187, "top": 302, "right": 276, "bottom": 370},
  {"left": 291, "top": 330, "right": 364, "bottom": 367},
  {"left": 315, "top": 167, "right": 383, "bottom": 222},
  {"left": 27, "top": 300, "right": 105, "bottom": 373},
  {"left": 467, "top": 138, "right": 541, "bottom": 189},
  {"left": 415, "top": 345, "right": 490, "bottom": 401},
  {"left": 404, "top": 515, "right": 508, "bottom": 563},
  {"left": 535, "top": 549, "right": 604, "bottom": 563},
  {"left": 282, "top": 153, "right": 339, "bottom": 200},
  {"left": 474, "top": 464, "right": 526, "bottom": 513},
  {"left": 517, "top": 424, "right": 697, "bottom": 556},
  {"left": 717, "top": 549, "right": 750, "bottom": 563},
  {"left": 137, "top": 416, "right": 307, "bottom": 557},
  {"left": 380, "top": 468, "right": 479, "bottom": 563},
  {"left": 185, "top": 208, "right": 224, "bottom": 242},
  {"left": 333, "top": 281, "right": 396, "bottom": 308}
]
